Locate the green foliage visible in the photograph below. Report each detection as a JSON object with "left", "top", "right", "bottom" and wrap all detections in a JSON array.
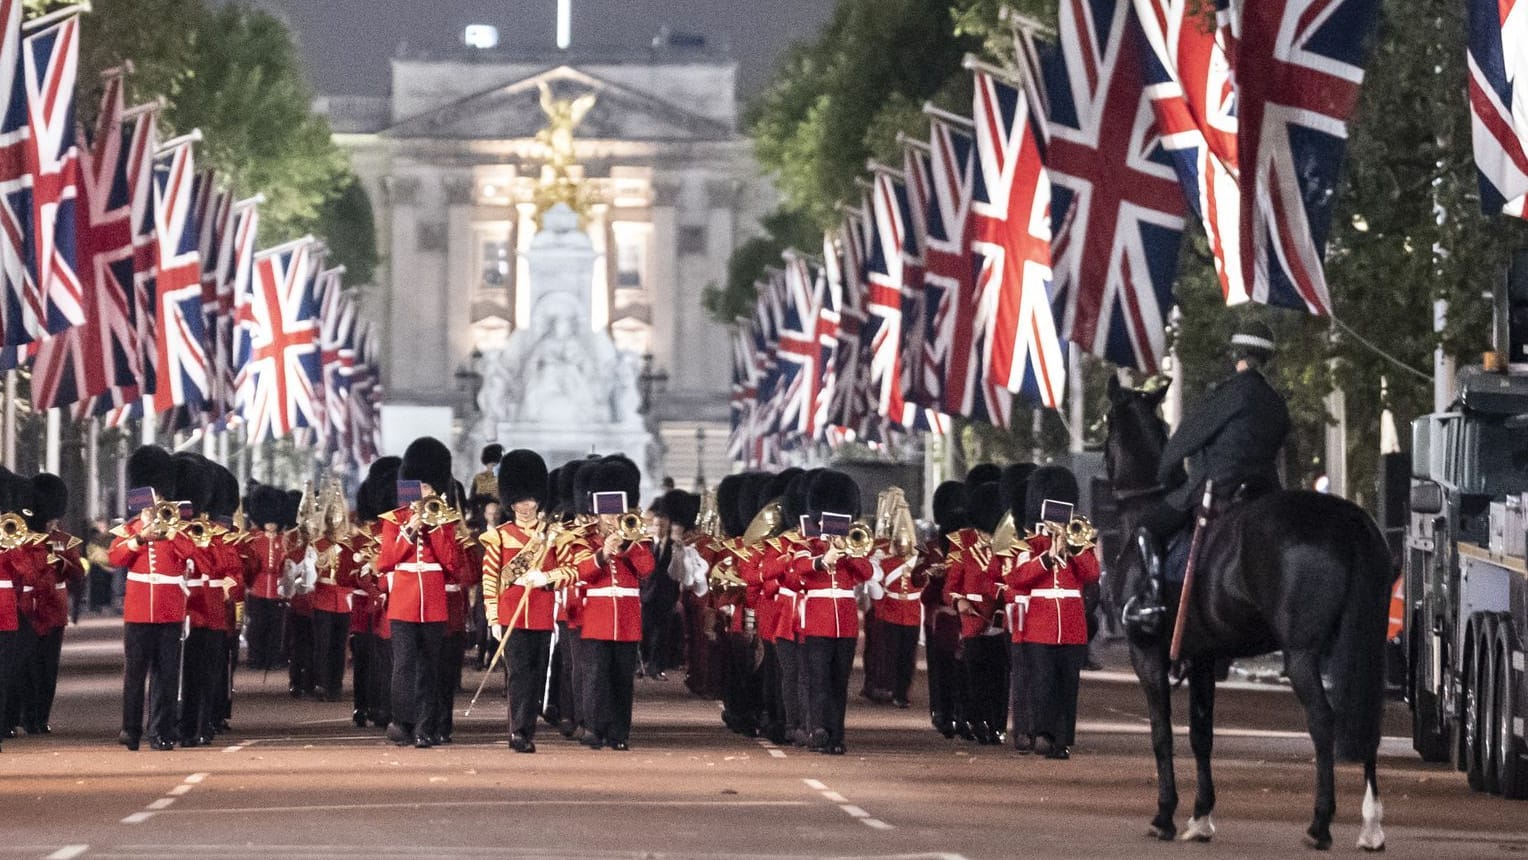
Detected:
[{"left": 68, "top": 0, "right": 380, "bottom": 283}]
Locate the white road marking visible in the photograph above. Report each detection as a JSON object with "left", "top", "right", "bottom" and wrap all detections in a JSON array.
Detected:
[
  {"left": 45, "top": 846, "right": 89, "bottom": 860},
  {"left": 120, "top": 812, "right": 155, "bottom": 824},
  {"left": 802, "top": 778, "right": 827, "bottom": 790},
  {"left": 184, "top": 772, "right": 208, "bottom": 784},
  {"left": 768, "top": 749, "right": 786, "bottom": 758},
  {"left": 222, "top": 739, "right": 256, "bottom": 753},
  {"left": 840, "top": 804, "right": 870, "bottom": 818},
  {"left": 152, "top": 799, "right": 813, "bottom": 816},
  {"left": 146, "top": 798, "right": 175, "bottom": 810},
  {"left": 802, "top": 778, "right": 894, "bottom": 830},
  {"left": 862, "top": 819, "right": 894, "bottom": 831},
  {"left": 821, "top": 791, "right": 848, "bottom": 803}
]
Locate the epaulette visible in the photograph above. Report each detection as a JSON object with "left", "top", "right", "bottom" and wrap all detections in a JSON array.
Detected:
[
  {"left": 110, "top": 523, "right": 133, "bottom": 539},
  {"left": 478, "top": 527, "right": 501, "bottom": 548},
  {"left": 378, "top": 509, "right": 400, "bottom": 525}
]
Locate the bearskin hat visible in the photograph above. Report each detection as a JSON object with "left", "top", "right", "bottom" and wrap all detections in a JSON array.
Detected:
[
  {"left": 590, "top": 455, "right": 641, "bottom": 509},
  {"left": 782, "top": 468, "right": 819, "bottom": 526},
  {"left": 498, "top": 449, "right": 548, "bottom": 509},
  {"left": 247, "top": 485, "right": 289, "bottom": 528},
  {"left": 964, "top": 463, "right": 1002, "bottom": 492},
  {"left": 173, "top": 453, "right": 215, "bottom": 515},
  {"left": 545, "top": 467, "right": 563, "bottom": 510},
  {"left": 357, "top": 456, "right": 402, "bottom": 520},
  {"left": 999, "top": 462, "right": 1037, "bottom": 521},
  {"left": 808, "top": 469, "right": 861, "bottom": 520},
  {"left": 400, "top": 436, "right": 453, "bottom": 494},
  {"left": 29, "top": 473, "right": 67, "bottom": 526},
  {"left": 481, "top": 443, "right": 504, "bottom": 467},
  {"left": 208, "top": 465, "right": 240, "bottom": 519},
  {"left": 127, "top": 445, "right": 176, "bottom": 500},
  {"left": 967, "top": 481, "right": 1005, "bottom": 534},
  {"left": 0, "top": 467, "right": 33, "bottom": 516},
  {"left": 570, "top": 458, "right": 600, "bottom": 515},
  {"left": 282, "top": 489, "right": 303, "bottom": 530},
  {"left": 931, "top": 480, "right": 969, "bottom": 535},
  {"left": 734, "top": 471, "right": 770, "bottom": 528},
  {"left": 763, "top": 468, "right": 802, "bottom": 511},
  {"left": 715, "top": 474, "right": 746, "bottom": 538},
  {"left": 663, "top": 489, "right": 701, "bottom": 531},
  {"left": 1024, "top": 464, "right": 1080, "bottom": 526}
]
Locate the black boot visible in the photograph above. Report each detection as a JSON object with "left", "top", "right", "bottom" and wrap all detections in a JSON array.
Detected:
[{"left": 1122, "top": 528, "right": 1168, "bottom": 640}]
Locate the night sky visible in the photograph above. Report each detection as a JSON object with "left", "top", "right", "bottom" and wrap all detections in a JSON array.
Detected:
[{"left": 238, "top": 0, "right": 836, "bottom": 99}]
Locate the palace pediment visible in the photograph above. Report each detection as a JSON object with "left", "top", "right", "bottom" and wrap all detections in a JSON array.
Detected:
[{"left": 384, "top": 65, "right": 735, "bottom": 142}]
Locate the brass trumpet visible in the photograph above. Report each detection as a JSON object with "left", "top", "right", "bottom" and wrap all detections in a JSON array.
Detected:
[
  {"left": 616, "top": 510, "right": 647, "bottom": 542},
  {"left": 149, "top": 499, "right": 183, "bottom": 537},
  {"left": 1065, "top": 515, "right": 1098, "bottom": 554},
  {"left": 183, "top": 517, "right": 220, "bottom": 548},
  {"left": 832, "top": 521, "right": 875, "bottom": 558},
  {"left": 412, "top": 494, "right": 461, "bottom": 529}
]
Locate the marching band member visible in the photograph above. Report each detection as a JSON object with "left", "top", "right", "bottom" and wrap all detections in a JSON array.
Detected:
[
  {"left": 375, "top": 437, "right": 465, "bottom": 748},
  {"left": 172, "top": 454, "right": 223, "bottom": 747},
  {"left": 282, "top": 488, "right": 317, "bottom": 699},
  {"left": 1006, "top": 466, "right": 1098, "bottom": 760},
  {"left": 480, "top": 449, "right": 556, "bottom": 752},
  {"left": 760, "top": 470, "right": 813, "bottom": 745},
  {"left": 870, "top": 505, "right": 922, "bottom": 711},
  {"left": 433, "top": 480, "right": 477, "bottom": 744},
  {"left": 996, "top": 463, "right": 1037, "bottom": 749},
  {"left": 110, "top": 446, "right": 207, "bottom": 751},
  {"left": 0, "top": 468, "right": 44, "bottom": 752},
  {"left": 556, "top": 459, "right": 598, "bottom": 740},
  {"left": 243, "top": 485, "right": 299, "bottom": 672},
  {"left": 353, "top": 458, "right": 402, "bottom": 730},
  {"left": 16, "top": 474, "right": 81, "bottom": 737},
  {"left": 792, "top": 470, "right": 874, "bottom": 755},
  {"left": 943, "top": 477, "right": 1009, "bottom": 745},
  {"left": 922, "top": 481, "right": 967, "bottom": 738},
  {"left": 204, "top": 465, "right": 247, "bottom": 739},
  {"left": 572, "top": 456, "right": 654, "bottom": 751},
  {"left": 311, "top": 483, "right": 359, "bottom": 703},
  {"left": 719, "top": 473, "right": 766, "bottom": 736}
]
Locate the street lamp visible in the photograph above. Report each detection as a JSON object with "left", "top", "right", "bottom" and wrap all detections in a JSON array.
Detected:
[
  {"left": 694, "top": 426, "right": 707, "bottom": 491},
  {"left": 636, "top": 352, "right": 669, "bottom": 416}
]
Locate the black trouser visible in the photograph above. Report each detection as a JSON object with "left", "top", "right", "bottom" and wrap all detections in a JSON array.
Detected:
[
  {"left": 88, "top": 568, "right": 113, "bottom": 612},
  {"left": 177, "top": 627, "right": 221, "bottom": 740},
  {"left": 286, "top": 611, "right": 315, "bottom": 695},
  {"left": 390, "top": 620, "right": 443, "bottom": 735},
  {"left": 0, "top": 629, "right": 15, "bottom": 739},
  {"left": 244, "top": 596, "right": 284, "bottom": 669},
  {"left": 577, "top": 632, "right": 600, "bottom": 732},
  {"left": 585, "top": 638, "right": 638, "bottom": 743},
  {"left": 960, "top": 634, "right": 1009, "bottom": 736},
  {"left": 758, "top": 641, "right": 782, "bottom": 734},
  {"left": 925, "top": 623, "right": 957, "bottom": 723},
  {"left": 21, "top": 625, "right": 64, "bottom": 730},
  {"left": 882, "top": 621, "right": 919, "bottom": 703},
  {"left": 368, "top": 632, "right": 393, "bottom": 724},
  {"left": 1138, "top": 499, "right": 1191, "bottom": 545},
  {"left": 551, "top": 623, "right": 579, "bottom": 727},
  {"left": 433, "top": 631, "right": 466, "bottom": 739},
  {"left": 311, "top": 609, "right": 350, "bottom": 699},
  {"left": 860, "top": 609, "right": 885, "bottom": 695},
  {"left": 215, "top": 631, "right": 236, "bottom": 725},
  {"left": 1009, "top": 641, "right": 1030, "bottom": 739},
  {"left": 775, "top": 637, "right": 806, "bottom": 736},
  {"left": 351, "top": 631, "right": 374, "bottom": 717},
  {"left": 122, "top": 621, "right": 182, "bottom": 742},
  {"left": 722, "top": 631, "right": 760, "bottom": 728},
  {"left": 804, "top": 635, "right": 856, "bottom": 746},
  {"left": 1021, "top": 642, "right": 1087, "bottom": 746},
  {"left": 4, "top": 619, "right": 38, "bottom": 729},
  {"left": 507, "top": 628, "right": 553, "bottom": 739},
  {"left": 639, "top": 599, "right": 674, "bottom": 673}
]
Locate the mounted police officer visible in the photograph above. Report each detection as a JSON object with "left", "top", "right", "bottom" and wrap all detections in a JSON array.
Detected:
[{"left": 1127, "top": 321, "right": 1290, "bottom": 633}]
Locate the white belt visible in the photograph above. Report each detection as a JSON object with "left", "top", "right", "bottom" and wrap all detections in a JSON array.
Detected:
[
  {"left": 806, "top": 588, "right": 856, "bottom": 600},
  {"left": 445, "top": 584, "right": 462, "bottom": 593},
  {"left": 395, "top": 562, "right": 443, "bottom": 573},
  {"left": 586, "top": 586, "right": 639, "bottom": 598},
  {"left": 963, "top": 593, "right": 987, "bottom": 602},
  {"left": 1029, "top": 587, "right": 1081, "bottom": 600},
  {"left": 185, "top": 579, "right": 206, "bottom": 588},
  {"left": 21, "top": 585, "right": 33, "bottom": 593},
  {"left": 776, "top": 587, "right": 797, "bottom": 598},
  {"left": 883, "top": 590, "right": 921, "bottom": 601},
  {"left": 0, "top": 580, "right": 12, "bottom": 589},
  {"left": 128, "top": 572, "right": 184, "bottom": 585},
  {"left": 352, "top": 588, "right": 369, "bottom": 597},
  {"left": 317, "top": 576, "right": 338, "bottom": 586},
  {"left": 55, "top": 582, "right": 68, "bottom": 591}
]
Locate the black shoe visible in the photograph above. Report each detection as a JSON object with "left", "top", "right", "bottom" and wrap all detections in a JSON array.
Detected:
[
  {"left": 431, "top": 734, "right": 449, "bottom": 746},
  {"left": 217, "top": 719, "right": 231, "bottom": 732},
  {"left": 635, "top": 666, "right": 645, "bottom": 679},
  {"left": 352, "top": 710, "right": 367, "bottom": 728},
  {"left": 414, "top": 734, "right": 434, "bottom": 749},
  {"left": 510, "top": 733, "right": 529, "bottom": 752},
  {"left": 148, "top": 737, "right": 174, "bottom": 751},
  {"left": 653, "top": 671, "right": 668, "bottom": 681},
  {"left": 558, "top": 719, "right": 577, "bottom": 738},
  {"left": 385, "top": 722, "right": 411, "bottom": 746},
  {"left": 891, "top": 698, "right": 909, "bottom": 710},
  {"left": 828, "top": 743, "right": 846, "bottom": 755},
  {"left": 2, "top": 727, "right": 14, "bottom": 739},
  {"left": 581, "top": 733, "right": 604, "bottom": 750},
  {"left": 806, "top": 729, "right": 828, "bottom": 752},
  {"left": 609, "top": 740, "right": 630, "bottom": 751},
  {"left": 1045, "top": 745, "right": 1071, "bottom": 760},
  {"left": 1013, "top": 733, "right": 1035, "bottom": 754},
  {"left": 180, "top": 735, "right": 203, "bottom": 748},
  {"left": 117, "top": 731, "right": 140, "bottom": 751},
  {"left": 1032, "top": 734, "right": 1056, "bottom": 757}
]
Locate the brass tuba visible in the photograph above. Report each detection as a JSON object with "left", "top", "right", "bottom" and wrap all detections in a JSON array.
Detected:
[{"left": 742, "top": 498, "right": 784, "bottom": 545}]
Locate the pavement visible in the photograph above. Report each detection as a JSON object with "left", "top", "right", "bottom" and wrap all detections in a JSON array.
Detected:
[{"left": 1, "top": 616, "right": 1524, "bottom": 860}]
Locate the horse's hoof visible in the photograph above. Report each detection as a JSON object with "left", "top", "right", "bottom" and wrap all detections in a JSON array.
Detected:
[
  {"left": 1178, "top": 815, "right": 1215, "bottom": 842},
  {"left": 1303, "top": 828, "right": 1333, "bottom": 851},
  {"left": 1147, "top": 823, "right": 1176, "bottom": 841}
]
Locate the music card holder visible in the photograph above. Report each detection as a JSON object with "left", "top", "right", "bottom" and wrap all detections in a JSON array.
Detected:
[
  {"left": 1039, "top": 499, "right": 1074, "bottom": 526},
  {"left": 819, "top": 512, "right": 853, "bottom": 537},
  {"left": 592, "top": 491, "right": 629, "bottom": 516},
  {"left": 396, "top": 480, "right": 423, "bottom": 506},
  {"left": 799, "top": 515, "right": 821, "bottom": 538},
  {"left": 126, "top": 487, "right": 156, "bottom": 515}
]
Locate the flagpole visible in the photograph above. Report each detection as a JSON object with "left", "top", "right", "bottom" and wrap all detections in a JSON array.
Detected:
[
  {"left": 45, "top": 408, "right": 60, "bottom": 473},
  {"left": 921, "top": 103, "right": 973, "bottom": 129},
  {"left": 1, "top": 370, "right": 15, "bottom": 469},
  {"left": 85, "top": 417, "right": 101, "bottom": 522},
  {"left": 1067, "top": 344, "right": 1084, "bottom": 455},
  {"left": 19, "top": 3, "right": 89, "bottom": 33}
]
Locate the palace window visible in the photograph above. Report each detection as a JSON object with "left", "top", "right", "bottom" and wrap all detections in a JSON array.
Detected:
[{"left": 480, "top": 237, "right": 510, "bottom": 290}]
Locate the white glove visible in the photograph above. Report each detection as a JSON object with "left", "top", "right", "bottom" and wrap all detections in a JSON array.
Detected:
[
  {"left": 521, "top": 570, "right": 550, "bottom": 588},
  {"left": 491, "top": 624, "right": 504, "bottom": 640},
  {"left": 859, "top": 578, "right": 886, "bottom": 602}
]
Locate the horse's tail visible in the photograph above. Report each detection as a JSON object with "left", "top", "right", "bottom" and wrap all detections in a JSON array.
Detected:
[{"left": 1331, "top": 508, "right": 1393, "bottom": 762}]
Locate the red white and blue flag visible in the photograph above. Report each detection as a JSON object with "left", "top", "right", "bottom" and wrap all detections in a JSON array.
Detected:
[
  {"left": 728, "top": 316, "right": 760, "bottom": 465},
  {"left": 1468, "top": 0, "right": 1528, "bottom": 219},
  {"left": 1234, "top": 0, "right": 1380, "bottom": 314},
  {"left": 31, "top": 70, "right": 136, "bottom": 409},
  {"left": 211, "top": 197, "right": 257, "bottom": 420},
  {"left": 899, "top": 141, "right": 939, "bottom": 410},
  {"left": 346, "top": 317, "right": 381, "bottom": 467},
  {"left": 865, "top": 165, "right": 915, "bottom": 427},
  {"left": 1046, "top": 0, "right": 1186, "bottom": 374},
  {"left": 826, "top": 208, "right": 870, "bottom": 433},
  {"left": 970, "top": 67, "right": 1064, "bottom": 411},
  {"left": 236, "top": 236, "right": 321, "bottom": 441},
  {"left": 770, "top": 253, "right": 821, "bottom": 440},
  {"left": 810, "top": 233, "right": 841, "bottom": 440},
  {"left": 19, "top": 10, "right": 81, "bottom": 338},
  {"left": 316, "top": 264, "right": 355, "bottom": 457},
  {"left": 146, "top": 137, "right": 207, "bottom": 415},
  {"left": 1134, "top": 0, "right": 1245, "bottom": 303}
]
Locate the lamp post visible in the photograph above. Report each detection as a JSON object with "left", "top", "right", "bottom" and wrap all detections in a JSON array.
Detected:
[{"left": 694, "top": 426, "right": 707, "bottom": 492}]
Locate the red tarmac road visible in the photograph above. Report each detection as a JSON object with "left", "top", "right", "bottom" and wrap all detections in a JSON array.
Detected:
[{"left": 1, "top": 617, "right": 1523, "bottom": 859}]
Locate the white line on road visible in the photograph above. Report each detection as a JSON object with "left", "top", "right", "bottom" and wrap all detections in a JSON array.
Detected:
[
  {"left": 802, "top": 778, "right": 826, "bottom": 790},
  {"left": 862, "top": 818, "right": 894, "bottom": 831},
  {"left": 146, "top": 798, "right": 175, "bottom": 810},
  {"left": 802, "top": 778, "right": 895, "bottom": 831},
  {"left": 840, "top": 804, "right": 870, "bottom": 818},
  {"left": 822, "top": 791, "right": 847, "bottom": 803},
  {"left": 45, "top": 846, "right": 89, "bottom": 860},
  {"left": 152, "top": 799, "right": 813, "bottom": 816},
  {"left": 120, "top": 812, "right": 155, "bottom": 824},
  {"left": 184, "top": 772, "right": 208, "bottom": 784}
]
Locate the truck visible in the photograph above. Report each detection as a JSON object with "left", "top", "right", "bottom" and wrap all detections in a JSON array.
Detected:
[{"left": 1405, "top": 360, "right": 1528, "bottom": 798}]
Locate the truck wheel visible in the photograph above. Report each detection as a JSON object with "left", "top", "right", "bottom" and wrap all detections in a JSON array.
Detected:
[
  {"left": 1465, "top": 621, "right": 1488, "bottom": 791},
  {"left": 1497, "top": 623, "right": 1528, "bottom": 800},
  {"left": 1411, "top": 616, "right": 1450, "bottom": 762},
  {"left": 1482, "top": 617, "right": 1502, "bottom": 795}
]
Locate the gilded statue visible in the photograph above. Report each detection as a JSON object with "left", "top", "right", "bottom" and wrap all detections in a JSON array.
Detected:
[{"left": 533, "top": 81, "right": 597, "bottom": 223}]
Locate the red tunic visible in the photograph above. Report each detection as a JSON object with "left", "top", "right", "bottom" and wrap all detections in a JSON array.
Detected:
[
  {"left": 244, "top": 530, "right": 300, "bottom": 600},
  {"left": 109, "top": 519, "right": 204, "bottom": 624},
  {"left": 873, "top": 548, "right": 924, "bottom": 628},
  {"left": 1005, "top": 534, "right": 1100, "bottom": 646},
  {"left": 26, "top": 530, "right": 83, "bottom": 634},
  {"left": 374, "top": 507, "right": 465, "bottom": 624},
  {"left": 482, "top": 521, "right": 567, "bottom": 632},
  {"left": 311, "top": 535, "right": 359, "bottom": 615},
  {"left": 791, "top": 537, "right": 873, "bottom": 639},
  {"left": 575, "top": 534, "right": 654, "bottom": 642},
  {"left": 942, "top": 528, "right": 1003, "bottom": 640},
  {"left": 0, "top": 544, "right": 43, "bottom": 631}
]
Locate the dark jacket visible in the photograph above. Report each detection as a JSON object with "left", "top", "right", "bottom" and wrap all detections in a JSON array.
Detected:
[{"left": 1157, "top": 368, "right": 1289, "bottom": 511}]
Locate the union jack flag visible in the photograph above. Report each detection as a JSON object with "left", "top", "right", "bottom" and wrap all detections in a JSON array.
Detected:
[
  {"left": 809, "top": 236, "right": 840, "bottom": 441},
  {"left": 212, "top": 197, "right": 257, "bottom": 420},
  {"left": 31, "top": 71, "right": 137, "bottom": 409},
  {"left": 1046, "top": 0, "right": 1186, "bottom": 374},
  {"left": 147, "top": 137, "right": 208, "bottom": 416},
  {"left": 899, "top": 141, "right": 938, "bottom": 410},
  {"left": 826, "top": 208, "right": 870, "bottom": 433},
  {"left": 236, "top": 236, "right": 321, "bottom": 441},
  {"left": 19, "top": 11, "right": 81, "bottom": 338},
  {"left": 316, "top": 264, "right": 355, "bottom": 458},
  {"left": 0, "top": 0, "right": 34, "bottom": 349},
  {"left": 1234, "top": 0, "right": 1380, "bottom": 314},
  {"left": 1468, "top": 0, "right": 1528, "bottom": 219},
  {"left": 728, "top": 317, "right": 759, "bottom": 465},
  {"left": 346, "top": 317, "right": 381, "bottom": 467},
  {"left": 192, "top": 170, "right": 230, "bottom": 418},
  {"left": 1134, "top": 0, "right": 1246, "bottom": 302},
  {"left": 970, "top": 68, "right": 1064, "bottom": 411},
  {"left": 865, "top": 165, "right": 916, "bottom": 428}
]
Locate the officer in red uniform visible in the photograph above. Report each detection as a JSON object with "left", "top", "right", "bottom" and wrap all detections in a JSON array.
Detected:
[
  {"left": 375, "top": 437, "right": 466, "bottom": 748},
  {"left": 792, "top": 470, "right": 876, "bottom": 755},
  {"left": 942, "top": 474, "right": 1009, "bottom": 745},
  {"left": 480, "top": 449, "right": 556, "bottom": 753},
  {"left": 1005, "top": 466, "right": 1099, "bottom": 759},
  {"left": 110, "top": 446, "right": 207, "bottom": 751},
  {"left": 573, "top": 456, "right": 655, "bottom": 751},
  {"left": 0, "top": 468, "right": 44, "bottom": 751},
  {"left": 243, "top": 485, "right": 297, "bottom": 671},
  {"left": 170, "top": 454, "right": 226, "bottom": 747},
  {"left": 922, "top": 481, "right": 968, "bottom": 738},
  {"left": 311, "top": 487, "right": 358, "bottom": 703},
  {"left": 16, "top": 474, "right": 82, "bottom": 736},
  {"left": 872, "top": 532, "right": 923, "bottom": 711}
]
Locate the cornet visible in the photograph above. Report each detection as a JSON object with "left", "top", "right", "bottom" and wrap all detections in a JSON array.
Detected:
[
  {"left": 149, "top": 499, "right": 183, "bottom": 537},
  {"left": 831, "top": 521, "right": 875, "bottom": 558},
  {"left": 616, "top": 510, "right": 647, "bottom": 543},
  {"left": 411, "top": 494, "right": 461, "bottom": 529},
  {"left": 0, "top": 512, "right": 41, "bottom": 551}
]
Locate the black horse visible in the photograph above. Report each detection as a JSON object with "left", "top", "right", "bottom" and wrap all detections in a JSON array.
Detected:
[{"left": 1104, "top": 378, "right": 1392, "bottom": 851}]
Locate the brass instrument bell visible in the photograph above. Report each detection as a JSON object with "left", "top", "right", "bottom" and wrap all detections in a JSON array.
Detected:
[
  {"left": 0, "top": 511, "right": 37, "bottom": 550},
  {"left": 412, "top": 494, "right": 461, "bottom": 529},
  {"left": 616, "top": 510, "right": 647, "bottom": 542}
]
